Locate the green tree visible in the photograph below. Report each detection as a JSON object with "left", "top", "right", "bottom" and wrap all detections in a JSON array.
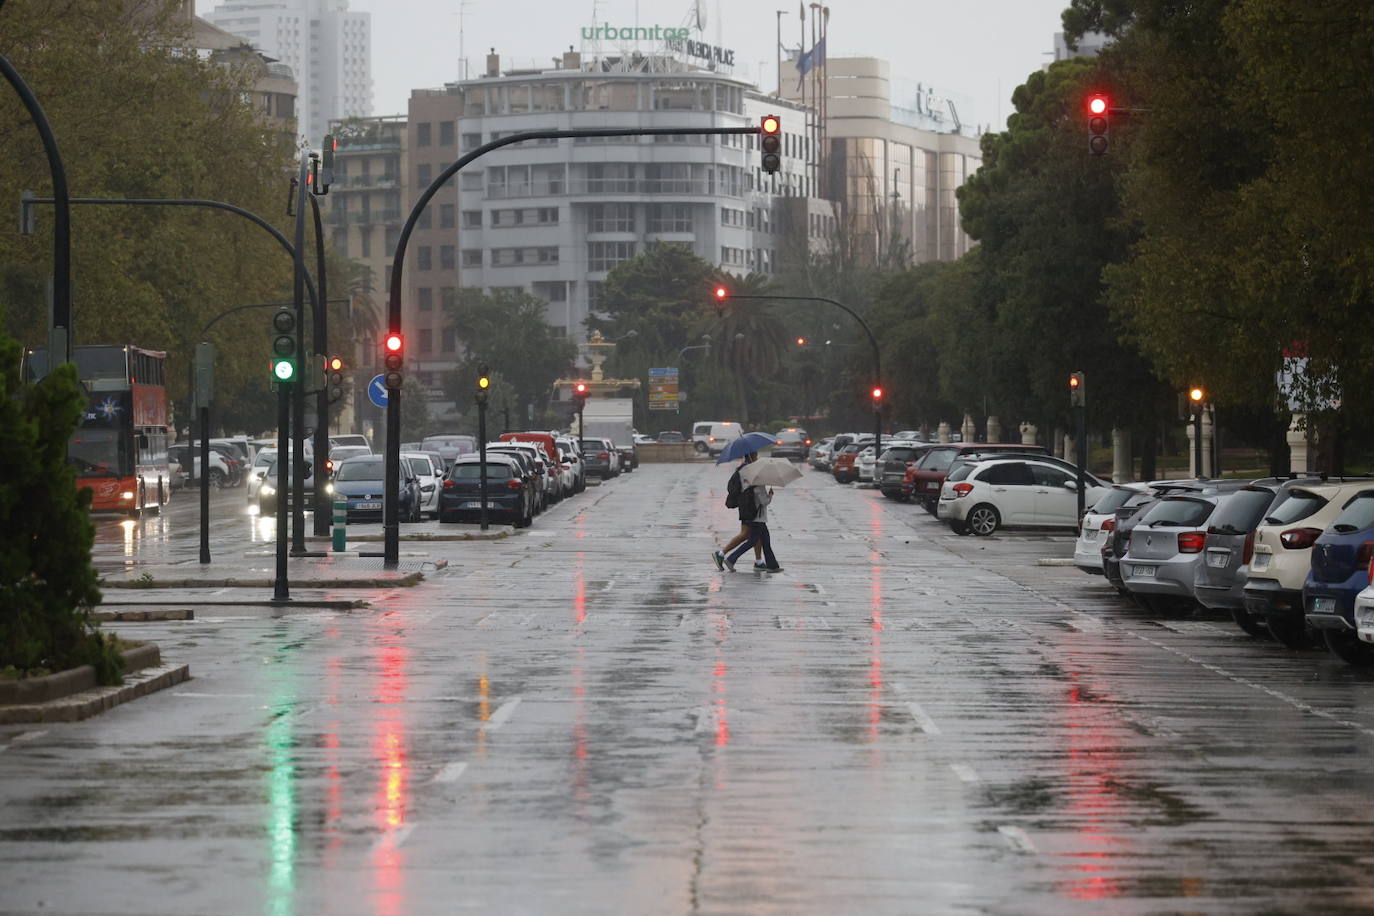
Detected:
[
  {"left": 440, "top": 288, "right": 577, "bottom": 422},
  {"left": 0, "top": 327, "right": 121, "bottom": 683}
]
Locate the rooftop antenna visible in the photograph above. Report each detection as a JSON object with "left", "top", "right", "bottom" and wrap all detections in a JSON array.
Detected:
[{"left": 456, "top": 0, "right": 475, "bottom": 80}]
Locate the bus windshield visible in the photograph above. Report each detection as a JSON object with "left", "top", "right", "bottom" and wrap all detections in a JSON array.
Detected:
[{"left": 69, "top": 430, "right": 125, "bottom": 477}]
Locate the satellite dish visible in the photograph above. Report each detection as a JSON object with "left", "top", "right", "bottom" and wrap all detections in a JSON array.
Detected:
[{"left": 694, "top": 0, "right": 707, "bottom": 30}]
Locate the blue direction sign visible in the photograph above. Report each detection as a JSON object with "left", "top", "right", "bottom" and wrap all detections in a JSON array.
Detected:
[{"left": 367, "top": 373, "right": 389, "bottom": 408}]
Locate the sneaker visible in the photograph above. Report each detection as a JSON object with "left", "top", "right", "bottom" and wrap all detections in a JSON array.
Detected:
[
  {"left": 724, "top": 556, "right": 737, "bottom": 572},
  {"left": 712, "top": 550, "right": 725, "bottom": 571},
  {"left": 763, "top": 566, "right": 784, "bottom": 573}
]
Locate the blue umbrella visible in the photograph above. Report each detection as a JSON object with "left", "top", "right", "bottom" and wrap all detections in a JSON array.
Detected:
[{"left": 715, "top": 431, "right": 777, "bottom": 464}]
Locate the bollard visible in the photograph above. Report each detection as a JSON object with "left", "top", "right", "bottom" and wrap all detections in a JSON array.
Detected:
[{"left": 331, "top": 498, "right": 347, "bottom": 552}]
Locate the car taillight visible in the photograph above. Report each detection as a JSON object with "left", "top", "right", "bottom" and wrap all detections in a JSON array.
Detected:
[
  {"left": 442, "top": 479, "right": 455, "bottom": 489},
  {"left": 505, "top": 479, "right": 522, "bottom": 490},
  {"left": 325, "top": 460, "right": 335, "bottom": 474},
  {"left": 1357, "top": 542, "right": 1374, "bottom": 573},
  {"left": 1279, "top": 527, "right": 1323, "bottom": 549},
  {"left": 805, "top": 439, "right": 811, "bottom": 445},
  {"left": 1242, "top": 530, "right": 1256, "bottom": 564},
  {"left": 1100, "top": 517, "right": 1116, "bottom": 532},
  {"left": 1177, "top": 531, "right": 1207, "bottom": 553},
  {"left": 952, "top": 482, "right": 974, "bottom": 498},
  {"left": 598, "top": 452, "right": 609, "bottom": 459}
]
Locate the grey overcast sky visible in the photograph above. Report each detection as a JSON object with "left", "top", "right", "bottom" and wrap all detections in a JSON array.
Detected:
[{"left": 197, "top": 0, "right": 1074, "bottom": 132}]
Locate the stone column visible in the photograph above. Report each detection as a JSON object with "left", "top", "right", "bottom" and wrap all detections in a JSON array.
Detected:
[
  {"left": 1186, "top": 421, "right": 1198, "bottom": 477},
  {"left": 1201, "top": 408, "right": 1214, "bottom": 478},
  {"left": 937, "top": 421, "right": 950, "bottom": 444},
  {"left": 1112, "top": 428, "right": 1132, "bottom": 483},
  {"left": 1287, "top": 412, "right": 1309, "bottom": 474},
  {"left": 986, "top": 416, "right": 1001, "bottom": 443},
  {"left": 961, "top": 413, "right": 976, "bottom": 444},
  {"left": 1019, "top": 422, "right": 1037, "bottom": 446}
]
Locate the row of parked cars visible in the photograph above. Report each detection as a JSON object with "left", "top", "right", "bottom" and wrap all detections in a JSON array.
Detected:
[{"left": 811, "top": 433, "right": 1374, "bottom": 668}]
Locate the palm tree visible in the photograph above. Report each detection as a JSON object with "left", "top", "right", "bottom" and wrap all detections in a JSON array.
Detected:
[{"left": 706, "top": 272, "right": 788, "bottom": 425}]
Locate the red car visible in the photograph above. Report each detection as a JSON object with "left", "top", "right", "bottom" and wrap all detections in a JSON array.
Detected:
[{"left": 831, "top": 440, "right": 872, "bottom": 484}]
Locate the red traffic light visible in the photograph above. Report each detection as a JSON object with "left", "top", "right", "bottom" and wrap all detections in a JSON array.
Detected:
[
  {"left": 384, "top": 333, "right": 403, "bottom": 352},
  {"left": 761, "top": 115, "right": 780, "bottom": 135},
  {"left": 1088, "top": 94, "right": 1108, "bottom": 115},
  {"left": 1069, "top": 374, "right": 1081, "bottom": 389},
  {"left": 796, "top": 337, "right": 806, "bottom": 346},
  {"left": 714, "top": 286, "right": 727, "bottom": 300},
  {"left": 871, "top": 386, "right": 884, "bottom": 401},
  {"left": 574, "top": 382, "right": 588, "bottom": 395}
]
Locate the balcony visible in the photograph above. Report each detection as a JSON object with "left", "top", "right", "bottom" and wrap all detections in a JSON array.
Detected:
[{"left": 481, "top": 179, "right": 728, "bottom": 199}]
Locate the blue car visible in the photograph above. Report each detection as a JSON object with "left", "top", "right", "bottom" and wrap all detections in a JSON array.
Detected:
[
  {"left": 1303, "top": 489, "right": 1374, "bottom": 665},
  {"left": 330, "top": 456, "right": 421, "bottom": 523}
]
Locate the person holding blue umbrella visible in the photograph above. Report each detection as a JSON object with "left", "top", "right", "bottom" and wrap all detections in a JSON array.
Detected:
[
  {"left": 723, "top": 453, "right": 782, "bottom": 573},
  {"left": 713, "top": 451, "right": 766, "bottom": 571}
]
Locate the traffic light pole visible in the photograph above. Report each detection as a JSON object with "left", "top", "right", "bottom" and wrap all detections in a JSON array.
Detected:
[
  {"left": 1075, "top": 406, "right": 1087, "bottom": 520},
  {"left": 308, "top": 193, "right": 332, "bottom": 537},
  {"left": 721, "top": 293, "right": 883, "bottom": 460},
  {"left": 289, "top": 157, "right": 311, "bottom": 556},
  {"left": 1194, "top": 408, "right": 1204, "bottom": 479},
  {"left": 383, "top": 124, "right": 759, "bottom": 567},
  {"left": 477, "top": 397, "right": 489, "bottom": 531}
]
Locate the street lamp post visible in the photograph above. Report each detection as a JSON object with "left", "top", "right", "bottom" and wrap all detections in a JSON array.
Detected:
[{"left": 1189, "top": 386, "right": 1206, "bottom": 478}]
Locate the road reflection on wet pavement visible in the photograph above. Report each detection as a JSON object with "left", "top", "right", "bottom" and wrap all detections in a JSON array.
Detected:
[{"left": 7, "top": 465, "right": 1374, "bottom": 914}]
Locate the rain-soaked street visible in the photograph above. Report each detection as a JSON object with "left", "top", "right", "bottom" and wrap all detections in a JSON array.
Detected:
[{"left": 6, "top": 462, "right": 1374, "bottom": 914}]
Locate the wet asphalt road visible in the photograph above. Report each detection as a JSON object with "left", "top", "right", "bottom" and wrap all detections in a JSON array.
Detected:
[{"left": 6, "top": 464, "right": 1374, "bottom": 914}]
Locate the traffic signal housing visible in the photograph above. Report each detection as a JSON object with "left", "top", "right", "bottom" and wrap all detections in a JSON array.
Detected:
[
  {"left": 318, "top": 134, "right": 335, "bottom": 194},
  {"left": 573, "top": 381, "right": 589, "bottom": 402},
  {"left": 326, "top": 355, "right": 346, "bottom": 403},
  {"left": 1087, "top": 94, "right": 1109, "bottom": 155},
  {"left": 871, "top": 385, "right": 884, "bottom": 404},
  {"left": 1069, "top": 371, "right": 1086, "bottom": 407},
  {"left": 1188, "top": 385, "right": 1205, "bottom": 412},
  {"left": 270, "top": 308, "right": 297, "bottom": 382},
  {"left": 383, "top": 332, "right": 404, "bottom": 390},
  {"left": 475, "top": 364, "right": 491, "bottom": 404},
  {"left": 760, "top": 115, "right": 782, "bottom": 174}
]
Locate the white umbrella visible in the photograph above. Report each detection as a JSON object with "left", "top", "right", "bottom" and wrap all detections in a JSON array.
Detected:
[{"left": 739, "top": 457, "right": 803, "bottom": 488}]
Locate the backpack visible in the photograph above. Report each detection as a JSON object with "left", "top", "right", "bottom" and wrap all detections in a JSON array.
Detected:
[
  {"left": 736, "top": 484, "right": 758, "bottom": 521},
  {"left": 725, "top": 469, "right": 743, "bottom": 508}
]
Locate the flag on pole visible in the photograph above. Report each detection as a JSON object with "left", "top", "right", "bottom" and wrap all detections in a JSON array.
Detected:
[{"left": 796, "top": 37, "right": 826, "bottom": 79}]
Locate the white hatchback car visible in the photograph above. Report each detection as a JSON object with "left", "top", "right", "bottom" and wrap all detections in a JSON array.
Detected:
[
  {"left": 938, "top": 457, "right": 1107, "bottom": 536},
  {"left": 402, "top": 451, "right": 446, "bottom": 519},
  {"left": 1074, "top": 483, "right": 1152, "bottom": 574},
  {"left": 1355, "top": 576, "right": 1374, "bottom": 644}
]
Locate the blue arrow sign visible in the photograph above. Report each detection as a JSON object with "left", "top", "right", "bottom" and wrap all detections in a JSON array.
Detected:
[{"left": 367, "top": 374, "right": 389, "bottom": 408}]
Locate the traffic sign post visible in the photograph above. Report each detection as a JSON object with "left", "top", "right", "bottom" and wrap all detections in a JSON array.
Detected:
[
  {"left": 367, "top": 374, "right": 389, "bottom": 408},
  {"left": 648, "top": 367, "right": 680, "bottom": 411}
]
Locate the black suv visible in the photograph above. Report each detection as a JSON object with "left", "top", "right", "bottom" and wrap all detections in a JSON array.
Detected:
[{"left": 771, "top": 428, "right": 811, "bottom": 461}]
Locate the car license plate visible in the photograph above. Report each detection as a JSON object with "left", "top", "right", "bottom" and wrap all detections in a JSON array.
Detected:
[
  {"left": 1251, "top": 553, "right": 1271, "bottom": 571},
  {"left": 1082, "top": 529, "right": 1097, "bottom": 541},
  {"left": 1131, "top": 565, "right": 1156, "bottom": 578},
  {"left": 925, "top": 482, "right": 939, "bottom": 490},
  {"left": 355, "top": 501, "right": 381, "bottom": 510},
  {"left": 460, "top": 501, "right": 487, "bottom": 510},
  {"left": 1311, "top": 597, "right": 1337, "bottom": 613},
  {"left": 1206, "top": 550, "right": 1230, "bottom": 568}
]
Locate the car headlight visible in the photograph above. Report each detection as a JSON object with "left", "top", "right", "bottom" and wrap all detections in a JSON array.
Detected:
[
  {"left": 325, "top": 483, "right": 334, "bottom": 494},
  {"left": 260, "top": 484, "right": 276, "bottom": 497}
]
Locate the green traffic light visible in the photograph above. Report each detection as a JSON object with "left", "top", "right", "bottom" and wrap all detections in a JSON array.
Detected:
[{"left": 272, "top": 359, "right": 295, "bottom": 381}]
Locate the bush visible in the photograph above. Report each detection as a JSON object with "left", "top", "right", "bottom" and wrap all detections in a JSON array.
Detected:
[{"left": 0, "top": 332, "right": 121, "bottom": 685}]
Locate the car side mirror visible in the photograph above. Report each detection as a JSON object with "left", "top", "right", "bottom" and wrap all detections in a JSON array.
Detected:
[{"left": 1064, "top": 480, "right": 1079, "bottom": 490}]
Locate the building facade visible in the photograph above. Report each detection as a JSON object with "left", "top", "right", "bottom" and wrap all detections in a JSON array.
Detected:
[{"left": 202, "top": 0, "right": 371, "bottom": 143}]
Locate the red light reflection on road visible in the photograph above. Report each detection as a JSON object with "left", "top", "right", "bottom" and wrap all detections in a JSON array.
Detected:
[
  {"left": 1055, "top": 675, "right": 1128, "bottom": 901},
  {"left": 370, "top": 641, "right": 410, "bottom": 916},
  {"left": 570, "top": 559, "right": 590, "bottom": 808},
  {"left": 713, "top": 660, "right": 731, "bottom": 747},
  {"left": 867, "top": 547, "right": 884, "bottom": 756}
]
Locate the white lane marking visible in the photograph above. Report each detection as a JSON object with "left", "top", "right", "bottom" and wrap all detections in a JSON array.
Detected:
[
  {"left": 950, "top": 763, "right": 980, "bottom": 783},
  {"left": 431, "top": 761, "right": 468, "bottom": 784},
  {"left": 1132, "top": 632, "right": 1374, "bottom": 738},
  {"left": 371, "top": 823, "right": 416, "bottom": 853},
  {"left": 484, "top": 697, "right": 522, "bottom": 730},
  {"left": 998, "top": 825, "right": 1037, "bottom": 853},
  {"left": 691, "top": 707, "right": 707, "bottom": 733},
  {"left": 1068, "top": 614, "right": 1103, "bottom": 632},
  {"left": 907, "top": 702, "right": 942, "bottom": 735}
]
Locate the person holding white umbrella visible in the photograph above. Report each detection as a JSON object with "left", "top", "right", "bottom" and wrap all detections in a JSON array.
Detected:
[{"left": 723, "top": 457, "right": 801, "bottom": 573}]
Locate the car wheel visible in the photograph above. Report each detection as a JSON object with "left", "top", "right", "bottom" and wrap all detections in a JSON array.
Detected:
[
  {"left": 208, "top": 468, "right": 226, "bottom": 489},
  {"left": 694, "top": 442, "right": 708, "bottom": 454},
  {"left": 923, "top": 501, "right": 938, "bottom": 517},
  {"left": 1230, "top": 607, "right": 1271, "bottom": 640},
  {"left": 1267, "top": 616, "right": 1310, "bottom": 649},
  {"left": 967, "top": 504, "right": 1000, "bottom": 536},
  {"left": 1324, "top": 629, "right": 1374, "bottom": 666}
]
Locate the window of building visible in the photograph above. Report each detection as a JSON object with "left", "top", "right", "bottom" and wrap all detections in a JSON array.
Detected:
[
  {"left": 461, "top": 132, "right": 482, "bottom": 152},
  {"left": 439, "top": 121, "right": 455, "bottom": 146},
  {"left": 360, "top": 230, "right": 371, "bottom": 258},
  {"left": 440, "top": 204, "right": 456, "bottom": 229},
  {"left": 385, "top": 226, "right": 400, "bottom": 254},
  {"left": 587, "top": 241, "right": 635, "bottom": 272},
  {"left": 418, "top": 246, "right": 432, "bottom": 270},
  {"left": 419, "top": 328, "right": 433, "bottom": 354},
  {"left": 440, "top": 245, "right": 455, "bottom": 269},
  {"left": 490, "top": 247, "right": 558, "bottom": 267},
  {"left": 442, "top": 328, "right": 457, "bottom": 352},
  {"left": 418, "top": 287, "right": 433, "bottom": 311},
  {"left": 587, "top": 281, "right": 603, "bottom": 311},
  {"left": 587, "top": 203, "right": 635, "bottom": 233},
  {"left": 648, "top": 204, "right": 692, "bottom": 233},
  {"left": 417, "top": 209, "right": 432, "bottom": 230},
  {"left": 416, "top": 122, "right": 431, "bottom": 146},
  {"left": 461, "top": 249, "right": 482, "bottom": 267},
  {"left": 460, "top": 171, "right": 483, "bottom": 190},
  {"left": 462, "top": 210, "right": 482, "bottom": 229},
  {"left": 416, "top": 163, "right": 432, "bottom": 185},
  {"left": 441, "top": 287, "right": 457, "bottom": 309}
]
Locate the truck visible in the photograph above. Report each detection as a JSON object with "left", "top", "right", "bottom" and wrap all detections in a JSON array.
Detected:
[{"left": 581, "top": 397, "right": 637, "bottom": 471}]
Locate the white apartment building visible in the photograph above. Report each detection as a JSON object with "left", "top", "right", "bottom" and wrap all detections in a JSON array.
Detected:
[
  {"left": 439, "top": 51, "right": 815, "bottom": 347},
  {"left": 203, "top": 0, "right": 371, "bottom": 143}
]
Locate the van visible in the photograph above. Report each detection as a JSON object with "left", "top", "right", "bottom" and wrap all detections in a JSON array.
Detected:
[{"left": 692, "top": 421, "right": 743, "bottom": 456}]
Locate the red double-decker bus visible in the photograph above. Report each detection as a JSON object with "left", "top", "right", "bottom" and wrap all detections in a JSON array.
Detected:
[{"left": 25, "top": 345, "right": 172, "bottom": 515}]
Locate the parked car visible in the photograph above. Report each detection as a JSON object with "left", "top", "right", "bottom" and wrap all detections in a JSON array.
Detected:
[
  {"left": 1355, "top": 576, "right": 1374, "bottom": 646},
  {"left": 421, "top": 434, "right": 477, "bottom": 468},
  {"left": 634, "top": 432, "right": 657, "bottom": 445},
  {"left": 1119, "top": 492, "right": 1229, "bottom": 615},
  {"left": 168, "top": 443, "right": 235, "bottom": 488},
  {"left": 908, "top": 443, "right": 1049, "bottom": 514},
  {"left": 1194, "top": 479, "right": 1325, "bottom": 637},
  {"left": 579, "top": 437, "right": 618, "bottom": 480},
  {"left": 256, "top": 459, "right": 318, "bottom": 513},
  {"left": 499, "top": 432, "right": 566, "bottom": 496},
  {"left": 656, "top": 430, "right": 686, "bottom": 443},
  {"left": 402, "top": 451, "right": 446, "bottom": 520},
  {"left": 831, "top": 438, "right": 874, "bottom": 484},
  {"left": 330, "top": 433, "right": 372, "bottom": 452},
  {"left": 1303, "top": 489, "right": 1374, "bottom": 665},
  {"left": 556, "top": 436, "right": 587, "bottom": 493},
  {"left": 1243, "top": 481, "right": 1373, "bottom": 649},
  {"left": 771, "top": 428, "right": 811, "bottom": 462},
  {"left": 937, "top": 457, "right": 1107, "bottom": 536},
  {"left": 878, "top": 442, "right": 935, "bottom": 499},
  {"left": 692, "top": 420, "right": 743, "bottom": 456},
  {"left": 808, "top": 437, "right": 836, "bottom": 471},
  {"left": 324, "top": 444, "right": 371, "bottom": 476},
  {"left": 329, "top": 455, "right": 421, "bottom": 523},
  {"left": 438, "top": 454, "right": 535, "bottom": 527},
  {"left": 1073, "top": 483, "right": 1152, "bottom": 575},
  {"left": 1101, "top": 480, "right": 1213, "bottom": 594},
  {"left": 487, "top": 442, "right": 555, "bottom": 508}
]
